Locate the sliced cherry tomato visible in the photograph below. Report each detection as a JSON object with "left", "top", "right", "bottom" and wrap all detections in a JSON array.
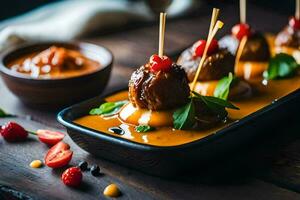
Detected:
[
  {"left": 37, "top": 129, "right": 65, "bottom": 146},
  {"left": 45, "top": 142, "right": 73, "bottom": 168}
]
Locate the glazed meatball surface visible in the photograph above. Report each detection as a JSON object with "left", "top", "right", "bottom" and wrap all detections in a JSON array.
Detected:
[
  {"left": 177, "top": 48, "right": 235, "bottom": 82},
  {"left": 275, "top": 26, "right": 300, "bottom": 48},
  {"left": 219, "top": 32, "right": 270, "bottom": 62},
  {"left": 128, "top": 64, "right": 190, "bottom": 111}
]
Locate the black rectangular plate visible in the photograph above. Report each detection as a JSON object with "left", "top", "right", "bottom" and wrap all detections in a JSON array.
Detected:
[{"left": 57, "top": 88, "right": 300, "bottom": 177}]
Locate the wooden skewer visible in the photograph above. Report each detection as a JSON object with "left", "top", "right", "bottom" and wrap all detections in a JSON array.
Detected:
[
  {"left": 234, "top": 36, "right": 248, "bottom": 74},
  {"left": 208, "top": 8, "right": 220, "bottom": 37},
  {"left": 240, "top": 0, "right": 246, "bottom": 24},
  {"left": 296, "top": 0, "right": 300, "bottom": 20},
  {"left": 159, "top": 12, "right": 167, "bottom": 58},
  {"left": 191, "top": 20, "right": 224, "bottom": 91}
]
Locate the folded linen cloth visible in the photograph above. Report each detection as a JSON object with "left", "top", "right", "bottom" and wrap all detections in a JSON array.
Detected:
[{"left": 0, "top": 0, "right": 199, "bottom": 51}]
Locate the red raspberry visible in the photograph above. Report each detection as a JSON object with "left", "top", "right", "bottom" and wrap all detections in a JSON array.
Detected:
[
  {"left": 0, "top": 122, "right": 28, "bottom": 142},
  {"left": 61, "top": 167, "right": 82, "bottom": 187}
]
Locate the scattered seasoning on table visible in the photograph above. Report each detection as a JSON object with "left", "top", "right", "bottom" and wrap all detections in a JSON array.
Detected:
[
  {"left": 78, "top": 161, "right": 88, "bottom": 171},
  {"left": 103, "top": 184, "right": 121, "bottom": 197},
  {"left": 30, "top": 160, "right": 43, "bottom": 168},
  {"left": 90, "top": 165, "right": 100, "bottom": 176}
]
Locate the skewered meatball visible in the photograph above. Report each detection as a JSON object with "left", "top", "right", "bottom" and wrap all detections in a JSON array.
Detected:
[
  {"left": 177, "top": 48, "right": 235, "bottom": 82},
  {"left": 128, "top": 63, "right": 190, "bottom": 111},
  {"left": 275, "top": 25, "right": 300, "bottom": 48},
  {"left": 219, "top": 32, "right": 271, "bottom": 62}
]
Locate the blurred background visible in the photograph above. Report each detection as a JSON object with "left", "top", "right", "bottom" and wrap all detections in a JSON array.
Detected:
[{"left": 0, "top": 0, "right": 295, "bottom": 21}]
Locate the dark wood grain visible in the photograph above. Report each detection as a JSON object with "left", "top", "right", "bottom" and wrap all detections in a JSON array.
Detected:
[{"left": 1, "top": 2, "right": 300, "bottom": 200}]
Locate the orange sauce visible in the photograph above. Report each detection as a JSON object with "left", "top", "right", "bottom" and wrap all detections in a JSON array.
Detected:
[
  {"left": 74, "top": 75, "right": 300, "bottom": 147},
  {"left": 7, "top": 46, "right": 101, "bottom": 79}
]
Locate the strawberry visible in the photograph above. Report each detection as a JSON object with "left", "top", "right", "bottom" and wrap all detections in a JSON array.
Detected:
[
  {"left": 61, "top": 167, "right": 82, "bottom": 187},
  {"left": 0, "top": 122, "right": 28, "bottom": 142}
]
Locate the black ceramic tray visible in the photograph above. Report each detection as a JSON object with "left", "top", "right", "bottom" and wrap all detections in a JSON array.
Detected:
[{"left": 58, "top": 88, "right": 300, "bottom": 177}]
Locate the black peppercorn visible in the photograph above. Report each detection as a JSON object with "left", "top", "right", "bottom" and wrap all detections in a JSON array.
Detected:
[
  {"left": 78, "top": 161, "right": 88, "bottom": 171},
  {"left": 90, "top": 165, "right": 101, "bottom": 176}
]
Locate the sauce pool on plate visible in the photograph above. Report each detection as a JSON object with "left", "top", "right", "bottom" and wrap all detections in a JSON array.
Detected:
[{"left": 74, "top": 75, "right": 300, "bottom": 147}]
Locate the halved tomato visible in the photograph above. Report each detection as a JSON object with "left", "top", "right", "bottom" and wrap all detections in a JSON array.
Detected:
[
  {"left": 37, "top": 129, "right": 65, "bottom": 146},
  {"left": 45, "top": 142, "right": 73, "bottom": 168}
]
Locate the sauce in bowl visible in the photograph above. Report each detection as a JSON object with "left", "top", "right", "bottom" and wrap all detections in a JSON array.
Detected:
[{"left": 7, "top": 46, "right": 101, "bottom": 79}]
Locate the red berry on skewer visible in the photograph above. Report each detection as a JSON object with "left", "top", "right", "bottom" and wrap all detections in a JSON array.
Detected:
[
  {"left": 61, "top": 167, "right": 82, "bottom": 187},
  {"left": 0, "top": 122, "right": 28, "bottom": 142},
  {"left": 231, "top": 23, "right": 251, "bottom": 40},
  {"left": 193, "top": 39, "right": 219, "bottom": 58},
  {"left": 149, "top": 55, "right": 173, "bottom": 72},
  {"left": 289, "top": 16, "right": 300, "bottom": 29}
]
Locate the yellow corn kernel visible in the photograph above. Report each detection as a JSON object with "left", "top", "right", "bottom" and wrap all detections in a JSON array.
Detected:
[
  {"left": 103, "top": 184, "right": 121, "bottom": 197},
  {"left": 30, "top": 160, "right": 43, "bottom": 168}
]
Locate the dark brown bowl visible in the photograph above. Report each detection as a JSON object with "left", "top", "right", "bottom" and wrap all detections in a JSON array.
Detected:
[{"left": 0, "top": 41, "right": 113, "bottom": 109}]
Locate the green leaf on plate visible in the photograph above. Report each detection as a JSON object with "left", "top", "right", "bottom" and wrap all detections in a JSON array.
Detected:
[
  {"left": 263, "top": 53, "right": 299, "bottom": 80},
  {"left": 173, "top": 100, "right": 196, "bottom": 130},
  {"left": 173, "top": 92, "right": 239, "bottom": 130},
  {"left": 214, "top": 72, "right": 234, "bottom": 100},
  {"left": 0, "top": 108, "right": 13, "bottom": 118},
  {"left": 89, "top": 100, "right": 128, "bottom": 116},
  {"left": 135, "top": 125, "right": 155, "bottom": 133}
]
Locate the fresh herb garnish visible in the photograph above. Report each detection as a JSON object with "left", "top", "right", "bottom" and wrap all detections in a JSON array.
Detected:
[
  {"left": 173, "top": 100, "right": 196, "bottom": 130},
  {"left": 135, "top": 125, "right": 155, "bottom": 133},
  {"left": 263, "top": 53, "right": 299, "bottom": 80},
  {"left": 173, "top": 92, "right": 239, "bottom": 130},
  {"left": 0, "top": 108, "right": 13, "bottom": 118},
  {"left": 89, "top": 100, "right": 128, "bottom": 116},
  {"left": 214, "top": 72, "right": 234, "bottom": 100}
]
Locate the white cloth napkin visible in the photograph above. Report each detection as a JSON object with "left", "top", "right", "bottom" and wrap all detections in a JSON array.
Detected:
[{"left": 0, "top": 0, "right": 198, "bottom": 51}]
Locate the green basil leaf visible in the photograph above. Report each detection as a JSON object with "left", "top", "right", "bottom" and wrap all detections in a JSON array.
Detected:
[
  {"left": 89, "top": 100, "right": 128, "bottom": 116},
  {"left": 214, "top": 72, "right": 234, "bottom": 100},
  {"left": 135, "top": 125, "right": 155, "bottom": 133},
  {"left": 192, "top": 91, "right": 239, "bottom": 110},
  {"left": 173, "top": 100, "right": 195, "bottom": 130},
  {"left": 263, "top": 53, "right": 299, "bottom": 80},
  {"left": 0, "top": 108, "right": 13, "bottom": 118}
]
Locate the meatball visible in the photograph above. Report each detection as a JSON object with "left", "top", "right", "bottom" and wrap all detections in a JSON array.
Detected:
[
  {"left": 177, "top": 48, "right": 235, "bottom": 82},
  {"left": 128, "top": 63, "right": 190, "bottom": 111},
  {"left": 275, "top": 26, "right": 300, "bottom": 48},
  {"left": 193, "top": 99, "right": 225, "bottom": 129},
  {"left": 219, "top": 32, "right": 270, "bottom": 62}
]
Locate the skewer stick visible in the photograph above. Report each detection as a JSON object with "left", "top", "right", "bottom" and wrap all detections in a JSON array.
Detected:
[
  {"left": 191, "top": 20, "right": 224, "bottom": 91},
  {"left": 159, "top": 12, "right": 167, "bottom": 58},
  {"left": 240, "top": 0, "right": 246, "bottom": 24},
  {"left": 234, "top": 36, "right": 248, "bottom": 74},
  {"left": 296, "top": 0, "right": 300, "bottom": 20},
  {"left": 208, "top": 8, "right": 220, "bottom": 37}
]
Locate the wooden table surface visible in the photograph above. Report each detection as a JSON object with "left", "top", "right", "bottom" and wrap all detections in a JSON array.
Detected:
[{"left": 1, "top": 2, "right": 300, "bottom": 200}]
